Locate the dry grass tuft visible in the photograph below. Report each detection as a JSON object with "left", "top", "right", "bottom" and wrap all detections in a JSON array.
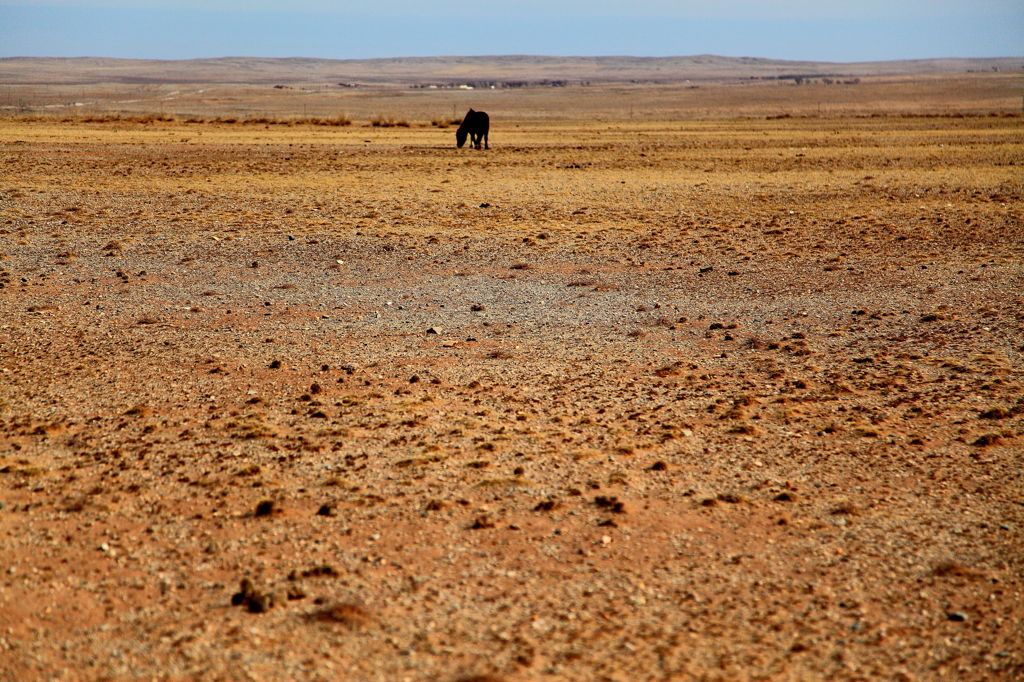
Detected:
[
  {"left": 744, "top": 337, "right": 779, "bottom": 350},
  {"left": 370, "top": 114, "right": 410, "bottom": 127},
  {"left": 654, "top": 361, "right": 683, "bottom": 377},
  {"left": 311, "top": 602, "right": 373, "bottom": 628},
  {"left": 829, "top": 501, "right": 858, "bottom": 515},
  {"left": 931, "top": 561, "right": 986, "bottom": 580}
]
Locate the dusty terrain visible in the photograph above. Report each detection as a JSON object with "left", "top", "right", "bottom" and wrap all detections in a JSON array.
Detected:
[
  {"left": 1, "top": 78, "right": 1023, "bottom": 680},
  {"left": 3, "top": 54, "right": 1022, "bottom": 86}
]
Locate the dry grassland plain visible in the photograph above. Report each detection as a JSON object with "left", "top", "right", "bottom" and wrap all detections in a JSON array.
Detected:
[{"left": 1, "top": 74, "right": 1023, "bottom": 680}]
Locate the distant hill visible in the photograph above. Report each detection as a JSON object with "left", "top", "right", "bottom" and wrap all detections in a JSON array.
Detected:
[{"left": 1, "top": 55, "right": 1021, "bottom": 85}]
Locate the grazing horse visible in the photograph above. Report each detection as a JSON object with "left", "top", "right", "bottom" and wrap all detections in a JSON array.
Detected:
[{"left": 456, "top": 109, "right": 489, "bottom": 150}]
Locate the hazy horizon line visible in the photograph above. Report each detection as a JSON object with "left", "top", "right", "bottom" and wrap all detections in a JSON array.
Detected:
[{"left": 4, "top": 53, "right": 1022, "bottom": 64}]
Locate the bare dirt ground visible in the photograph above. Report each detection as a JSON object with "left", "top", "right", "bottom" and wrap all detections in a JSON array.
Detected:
[
  {"left": 1, "top": 79, "right": 1023, "bottom": 680},
  {"left": 4, "top": 70, "right": 1022, "bottom": 121}
]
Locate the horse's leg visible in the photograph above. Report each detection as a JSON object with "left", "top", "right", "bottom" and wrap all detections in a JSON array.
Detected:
[{"left": 484, "top": 130, "right": 489, "bottom": 150}]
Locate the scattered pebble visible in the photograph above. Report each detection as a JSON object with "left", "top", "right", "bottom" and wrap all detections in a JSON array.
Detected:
[
  {"left": 467, "top": 516, "right": 495, "bottom": 530},
  {"left": 594, "top": 496, "right": 625, "bottom": 513},
  {"left": 231, "top": 578, "right": 274, "bottom": 614}
]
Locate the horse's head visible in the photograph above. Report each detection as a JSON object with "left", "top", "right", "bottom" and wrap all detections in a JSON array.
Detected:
[{"left": 456, "top": 129, "right": 467, "bottom": 148}]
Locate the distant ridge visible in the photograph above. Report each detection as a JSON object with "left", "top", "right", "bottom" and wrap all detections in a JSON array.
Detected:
[{"left": 1, "top": 55, "right": 1021, "bottom": 85}]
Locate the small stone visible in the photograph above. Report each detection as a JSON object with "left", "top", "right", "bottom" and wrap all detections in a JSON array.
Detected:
[
  {"left": 467, "top": 516, "right": 494, "bottom": 530},
  {"left": 594, "top": 495, "right": 625, "bottom": 513},
  {"left": 980, "top": 408, "right": 1011, "bottom": 419},
  {"left": 316, "top": 503, "right": 334, "bottom": 517},
  {"left": 533, "top": 499, "right": 559, "bottom": 512},
  {"left": 946, "top": 611, "right": 967, "bottom": 622},
  {"left": 301, "top": 564, "right": 338, "bottom": 578},
  {"left": 247, "top": 593, "right": 273, "bottom": 613},
  {"left": 972, "top": 433, "right": 1004, "bottom": 447},
  {"left": 232, "top": 578, "right": 256, "bottom": 606},
  {"left": 426, "top": 327, "right": 441, "bottom": 335},
  {"left": 254, "top": 500, "right": 276, "bottom": 517}
]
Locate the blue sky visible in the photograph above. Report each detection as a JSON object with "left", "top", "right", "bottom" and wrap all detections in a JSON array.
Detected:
[{"left": 2, "top": 1, "right": 1022, "bottom": 62}]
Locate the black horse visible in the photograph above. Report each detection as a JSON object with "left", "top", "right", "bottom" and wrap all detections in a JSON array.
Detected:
[{"left": 456, "top": 109, "right": 489, "bottom": 150}]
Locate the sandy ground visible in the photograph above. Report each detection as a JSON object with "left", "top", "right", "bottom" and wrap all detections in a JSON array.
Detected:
[{"left": 1, "top": 107, "right": 1022, "bottom": 680}]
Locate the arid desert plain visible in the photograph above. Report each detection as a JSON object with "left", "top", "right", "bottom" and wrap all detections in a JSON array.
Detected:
[{"left": 1, "top": 70, "right": 1023, "bottom": 680}]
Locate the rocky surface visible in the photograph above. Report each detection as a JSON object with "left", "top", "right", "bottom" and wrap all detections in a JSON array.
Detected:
[{"left": 0, "top": 114, "right": 1022, "bottom": 680}]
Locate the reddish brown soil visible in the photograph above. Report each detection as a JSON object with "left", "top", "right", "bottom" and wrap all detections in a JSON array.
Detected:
[{"left": 0, "top": 109, "right": 1022, "bottom": 680}]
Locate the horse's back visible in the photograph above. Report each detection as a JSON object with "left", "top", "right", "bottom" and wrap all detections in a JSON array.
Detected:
[{"left": 464, "top": 109, "right": 488, "bottom": 131}]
